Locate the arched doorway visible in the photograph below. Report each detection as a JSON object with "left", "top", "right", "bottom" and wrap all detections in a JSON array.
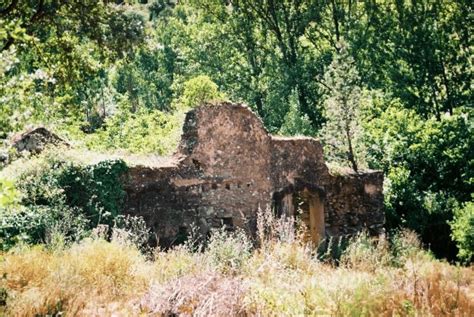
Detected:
[{"left": 273, "top": 185, "right": 325, "bottom": 245}]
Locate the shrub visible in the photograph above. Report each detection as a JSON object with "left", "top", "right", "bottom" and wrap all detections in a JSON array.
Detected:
[
  {"left": 256, "top": 206, "right": 298, "bottom": 247},
  {"left": 278, "top": 90, "right": 315, "bottom": 136},
  {"left": 338, "top": 230, "right": 431, "bottom": 271},
  {"left": 112, "top": 215, "right": 151, "bottom": 252},
  {"left": 0, "top": 179, "right": 20, "bottom": 208},
  {"left": 0, "top": 205, "right": 88, "bottom": 251},
  {"left": 316, "top": 235, "right": 349, "bottom": 264},
  {"left": 450, "top": 200, "right": 474, "bottom": 263},
  {"left": 365, "top": 106, "right": 473, "bottom": 260},
  {"left": 0, "top": 153, "right": 128, "bottom": 250},
  {"left": 83, "top": 108, "right": 183, "bottom": 155},
  {"left": 178, "top": 75, "right": 224, "bottom": 109},
  {"left": 0, "top": 231, "right": 472, "bottom": 316},
  {"left": 205, "top": 228, "right": 252, "bottom": 274},
  {"left": 390, "top": 229, "right": 430, "bottom": 267},
  {"left": 152, "top": 246, "right": 207, "bottom": 283},
  {"left": 16, "top": 157, "right": 128, "bottom": 226},
  {"left": 340, "top": 232, "right": 392, "bottom": 271}
]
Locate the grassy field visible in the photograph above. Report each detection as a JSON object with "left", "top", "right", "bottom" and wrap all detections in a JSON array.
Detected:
[{"left": 1, "top": 212, "right": 472, "bottom": 317}]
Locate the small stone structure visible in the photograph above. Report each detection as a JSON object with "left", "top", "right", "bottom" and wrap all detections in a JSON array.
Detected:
[
  {"left": 124, "top": 103, "right": 384, "bottom": 246},
  {"left": 11, "top": 127, "right": 67, "bottom": 154}
]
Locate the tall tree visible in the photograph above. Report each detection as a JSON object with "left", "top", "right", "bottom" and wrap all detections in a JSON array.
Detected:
[
  {"left": 321, "top": 42, "right": 364, "bottom": 172},
  {"left": 231, "top": 0, "right": 327, "bottom": 128}
]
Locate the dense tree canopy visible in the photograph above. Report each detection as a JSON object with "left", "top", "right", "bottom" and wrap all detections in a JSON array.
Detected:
[{"left": 0, "top": 0, "right": 472, "bottom": 261}]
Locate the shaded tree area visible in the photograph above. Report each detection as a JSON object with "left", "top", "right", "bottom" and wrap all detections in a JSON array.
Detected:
[{"left": 0, "top": 0, "right": 472, "bottom": 261}]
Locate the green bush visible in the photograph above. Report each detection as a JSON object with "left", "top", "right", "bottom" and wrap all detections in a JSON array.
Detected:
[
  {"left": 389, "top": 229, "right": 431, "bottom": 266},
  {"left": 17, "top": 158, "right": 128, "bottom": 225},
  {"left": 111, "top": 215, "right": 152, "bottom": 252},
  {"left": 450, "top": 200, "right": 474, "bottom": 263},
  {"left": 340, "top": 232, "right": 392, "bottom": 271},
  {"left": 0, "top": 179, "right": 20, "bottom": 208},
  {"left": 0, "top": 155, "right": 128, "bottom": 250},
  {"left": 316, "top": 235, "right": 349, "bottom": 264},
  {"left": 364, "top": 105, "right": 473, "bottom": 260},
  {"left": 318, "top": 230, "right": 429, "bottom": 268},
  {"left": 83, "top": 108, "right": 183, "bottom": 155},
  {"left": 278, "top": 90, "right": 315, "bottom": 137},
  {"left": 179, "top": 75, "right": 224, "bottom": 109},
  {"left": 0, "top": 204, "right": 88, "bottom": 251}
]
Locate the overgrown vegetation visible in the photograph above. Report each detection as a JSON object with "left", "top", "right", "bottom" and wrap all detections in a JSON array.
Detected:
[
  {"left": 0, "top": 4, "right": 472, "bottom": 315},
  {"left": 451, "top": 200, "right": 474, "bottom": 263},
  {"left": 1, "top": 0, "right": 471, "bottom": 261},
  {"left": 0, "top": 211, "right": 472, "bottom": 316},
  {"left": 0, "top": 150, "right": 128, "bottom": 250}
]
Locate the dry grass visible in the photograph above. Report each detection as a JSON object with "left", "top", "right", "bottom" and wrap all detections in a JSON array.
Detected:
[
  {"left": 141, "top": 273, "right": 247, "bottom": 316},
  {"left": 1, "top": 240, "right": 151, "bottom": 316},
  {"left": 0, "top": 227, "right": 473, "bottom": 316},
  {"left": 242, "top": 242, "right": 473, "bottom": 316}
]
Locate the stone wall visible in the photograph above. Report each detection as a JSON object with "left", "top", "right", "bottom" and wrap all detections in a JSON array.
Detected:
[
  {"left": 123, "top": 102, "right": 384, "bottom": 247},
  {"left": 325, "top": 171, "right": 385, "bottom": 236}
]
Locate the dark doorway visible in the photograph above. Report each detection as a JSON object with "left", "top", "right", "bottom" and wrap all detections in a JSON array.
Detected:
[{"left": 274, "top": 187, "right": 325, "bottom": 245}]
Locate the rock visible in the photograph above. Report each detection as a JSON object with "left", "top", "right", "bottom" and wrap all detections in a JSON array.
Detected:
[
  {"left": 10, "top": 127, "right": 68, "bottom": 154},
  {"left": 0, "top": 151, "right": 8, "bottom": 165}
]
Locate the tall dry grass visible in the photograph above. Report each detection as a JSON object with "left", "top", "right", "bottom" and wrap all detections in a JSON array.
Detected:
[{"left": 0, "top": 211, "right": 473, "bottom": 316}]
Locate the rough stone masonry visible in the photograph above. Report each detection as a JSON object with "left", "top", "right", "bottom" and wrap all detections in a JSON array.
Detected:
[{"left": 124, "top": 102, "right": 384, "bottom": 247}]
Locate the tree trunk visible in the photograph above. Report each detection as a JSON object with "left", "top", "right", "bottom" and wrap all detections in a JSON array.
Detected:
[{"left": 345, "top": 121, "right": 358, "bottom": 172}]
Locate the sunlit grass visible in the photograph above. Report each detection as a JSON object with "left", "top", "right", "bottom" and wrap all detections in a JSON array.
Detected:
[{"left": 1, "top": 224, "right": 472, "bottom": 316}]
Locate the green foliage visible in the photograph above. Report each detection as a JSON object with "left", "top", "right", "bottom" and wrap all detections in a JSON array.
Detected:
[
  {"left": 0, "top": 1, "right": 148, "bottom": 136},
  {"left": 450, "top": 200, "right": 474, "bottom": 263},
  {"left": 178, "top": 75, "right": 224, "bottom": 109},
  {"left": 0, "top": 0, "right": 471, "bottom": 261},
  {"left": 340, "top": 232, "right": 392, "bottom": 271},
  {"left": 113, "top": 48, "right": 174, "bottom": 112},
  {"left": 0, "top": 155, "right": 128, "bottom": 250},
  {"left": 84, "top": 107, "right": 182, "bottom": 155},
  {"left": 0, "top": 46, "right": 53, "bottom": 138},
  {"left": 338, "top": 230, "right": 430, "bottom": 271},
  {"left": 389, "top": 229, "right": 429, "bottom": 267},
  {"left": 112, "top": 215, "right": 152, "bottom": 252},
  {"left": 74, "top": 160, "right": 129, "bottom": 223},
  {"left": 0, "top": 204, "right": 88, "bottom": 251},
  {"left": 365, "top": 105, "right": 473, "bottom": 259},
  {"left": 106, "top": 7, "right": 146, "bottom": 58},
  {"left": 278, "top": 91, "right": 315, "bottom": 136},
  {"left": 320, "top": 42, "right": 366, "bottom": 172},
  {"left": 351, "top": 1, "right": 471, "bottom": 118},
  {"left": 318, "top": 229, "right": 433, "bottom": 268},
  {"left": 0, "top": 179, "right": 20, "bottom": 208},
  {"left": 316, "top": 236, "right": 349, "bottom": 263}
]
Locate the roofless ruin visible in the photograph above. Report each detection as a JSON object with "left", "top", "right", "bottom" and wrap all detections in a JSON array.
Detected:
[{"left": 124, "top": 102, "right": 384, "bottom": 246}]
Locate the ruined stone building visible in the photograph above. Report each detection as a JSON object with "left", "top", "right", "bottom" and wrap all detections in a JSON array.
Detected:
[{"left": 124, "top": 103, "right": 384, "bottom": 246}]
